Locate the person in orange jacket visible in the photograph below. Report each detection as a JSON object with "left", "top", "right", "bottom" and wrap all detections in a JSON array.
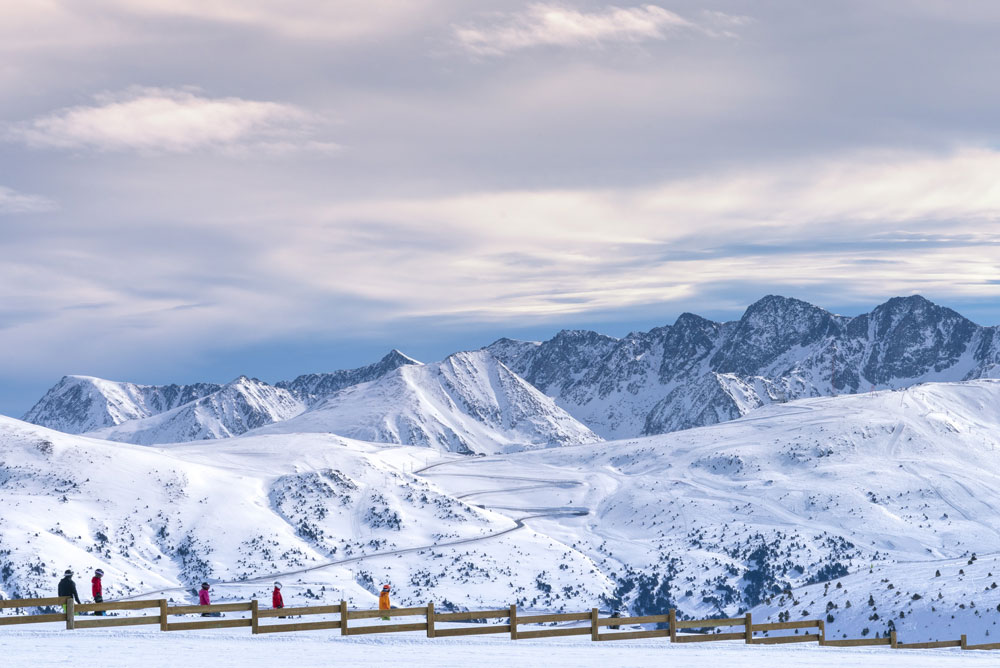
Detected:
[{"left": 379, "top": 584, "right": 391, "bottom": 621}]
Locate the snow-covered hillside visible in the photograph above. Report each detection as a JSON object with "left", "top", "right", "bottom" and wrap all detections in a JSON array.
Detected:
[
  {"left": 0, "top": 416, "right": 610, "bottom": 611},
  {"left": 486, "top": 295, "right": 1000, "bottom": 438},
  {"left": 3, "top": 380, "right": 1000, "bottom": 642},
  {"left": 85, "top": 376, "right": 305, "bottom": 445},
  {"left": 254, "top": 350, "right": 601, "bottom": 454},
  {"left": 422, "top": 380, "right": 1000, "bottom": 641}
]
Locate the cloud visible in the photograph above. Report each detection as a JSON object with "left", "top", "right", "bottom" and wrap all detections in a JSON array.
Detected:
[
  {"left": 453, "top": 3, "right": 694, "bottom": 55},
  {"left": 0, "top": 186, "right": 56, "bottom": 214},
  {"left": 0, "top": 2, "right": 440, "bottom": 50},
  {"left": 107, "top": 0, "right": 440, "bottom": 41},
  {"left": 9, "top": 87, "right": 333, "bottom": 154},
  {"left": 280, "top": 147, "right": 1000, "bottom": 319}
]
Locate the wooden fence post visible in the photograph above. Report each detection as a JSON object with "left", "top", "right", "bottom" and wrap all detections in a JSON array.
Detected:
[
  {"left": 340, "top": 600, "right": 348, "bottom": 636},
  {"left": 890, "top": 630, "right": 897, "bottom": 649},
  {"left": 509, "top": 604, "right": 517, "bottom": 640},
  {"left": 426, "top": 602, "right": 435, "bottom": 638},
  {"left": 65, "top": 597, "right": 75, "bottom": 630},
  {"left": 818, "top": 619, "right": 825, "bottom": 645},
  {"left": 669, "top": 608, "right": 676, "bottom": 643},
  {"left": 744, "top": 613, "right": 752, "bottom": 644},
  {"left": 591, "top": 608, "right": 599, "bottom": 641},
  {"left": 251, "top": 599, "right": 259, "bottom": 635},
  {"left": 961, "top": 634, "right": 967, "bottom": 650},
  {"left": 159, "top": 599, "right": 168, "bottom": 632}
]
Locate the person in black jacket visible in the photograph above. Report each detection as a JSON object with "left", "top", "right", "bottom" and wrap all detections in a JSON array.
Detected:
[{"left": 58, "top": 569, "right": 81, "bottom": 613}]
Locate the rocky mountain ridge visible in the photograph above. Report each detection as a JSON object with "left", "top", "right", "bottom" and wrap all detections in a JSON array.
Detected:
[
  {"left": 20, "top": 295, "right": 1000, "bottom": 446},
  {"left": 486, "top": 295, "right": 1000, "bottom": 438}
]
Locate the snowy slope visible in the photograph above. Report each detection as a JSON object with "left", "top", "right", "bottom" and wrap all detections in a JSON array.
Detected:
[
  {"left": 6, "top": 629, "right": 1000, "bottom": 668},
  {"left": 421, "top": 380, "right": 1000, "bottom": 640},
  {"left": 0, "top": 416, "right": 611, "bottom": 611},
  {"left": 253, "top": 350, "right": 601, "bottom": 454},
  {"left": 22, "top": 376, "right": 221, "bottom": 434},
  {"left": 2, "top": 380, "right": 1000, "bottom": 641},
  {"left": 84, "top": 377, "right": 306, "bottom": 445},
  {"left": 486, "top": 295, "right": 1000, "bottom": 439}
]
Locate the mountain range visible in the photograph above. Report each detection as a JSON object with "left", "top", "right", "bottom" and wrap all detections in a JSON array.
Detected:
[{"left": 19, "top": 295, "right": 1000, "bottom": 449}]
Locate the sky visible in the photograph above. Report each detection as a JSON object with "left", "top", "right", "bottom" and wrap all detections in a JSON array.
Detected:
[{"left": 2, "top": 1, "right": 1000, "bottom": 417}]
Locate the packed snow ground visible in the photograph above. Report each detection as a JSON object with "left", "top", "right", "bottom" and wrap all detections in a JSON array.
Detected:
[{"left": 1, "top": 628, "right": 997, "bottom": 668}]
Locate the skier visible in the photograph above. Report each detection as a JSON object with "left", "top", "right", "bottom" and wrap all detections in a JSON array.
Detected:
[
  {"left": 199, "top": 582, "right": 211, "bottom": 617},
  {"left": 272, "top": 582, "right": 284, "bottom": 618},
  {"left": 379, "top": 584, "right": 391, "bottom": 621},
  {"left": 58, "top": 570, "right": 81, "bottom": 613},
  {"left": 91, "top": 569, "right": 105, "bottom": 616}
]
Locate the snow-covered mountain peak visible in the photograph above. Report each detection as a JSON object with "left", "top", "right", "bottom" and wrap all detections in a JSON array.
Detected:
[
  {"left": 85, "top": 376, "right": 304, "bottom": 445},
  {"left": 256, "top": 348, "right": 601, "bottom": 454},
  {"left": 23, "top": 375, "right": 222, "bottom": 434},
  {"left": 488, "top": 295, "right": 1000, "bottom": 439},
  {"left": 275, "top": 349, "right": 421, "bottom": 405}
]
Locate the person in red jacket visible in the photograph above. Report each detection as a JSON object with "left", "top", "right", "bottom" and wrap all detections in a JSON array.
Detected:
[
  {"left": 272, "top": 582, "right": 284, "bottom": 618},
  {"left": 92, "top": 569, "right": 105, "bottom": 616}
]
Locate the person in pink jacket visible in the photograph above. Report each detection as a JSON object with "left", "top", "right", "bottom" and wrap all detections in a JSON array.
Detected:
[{"left": 199, "top": 582, "right": 211, "bottom": 616}]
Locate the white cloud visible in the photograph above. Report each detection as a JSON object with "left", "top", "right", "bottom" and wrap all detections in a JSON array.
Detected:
[
  {"left": 0, "top": 1, "right": 440, "bottom": 49},
  {"left": 108, "top": 0, "right": 440, "bottom": 40},
  {"left": 454, "top": 3, "right": 694, "bottom": 55},
  {"left": 0, "top": 186, "right": 56, "bottom": 214},
  {"left": 274, "top": 147, "right": 1000, "bottom": 319},
  {"left": 9, "top": 87, "right": 331, "bottom": 154}
]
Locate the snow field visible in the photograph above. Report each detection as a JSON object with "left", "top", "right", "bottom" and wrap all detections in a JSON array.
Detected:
[{"left": 1, "top": 628, "right": 997, "bottom": 668}]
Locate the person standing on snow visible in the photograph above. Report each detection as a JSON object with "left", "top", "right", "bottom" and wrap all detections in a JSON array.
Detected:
[
  {"left": 379, "top": 584, "right": 391, "bottom": 621},
  {"left": 199, "top": 582, "right": 211, "bottom": 617},
  {"left": 92, "top": 569, "right": 105, "bottom": 615},
  {"left": 58, "top": 570, "right": 81, "bottom": 613},
  {"left": 272, "top": 582, "right": 285, "bottom": 618}
]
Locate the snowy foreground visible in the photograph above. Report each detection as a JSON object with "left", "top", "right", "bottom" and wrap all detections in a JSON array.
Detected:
[{"left": 1, "top": 629, "right": 996, "bottom": 668}]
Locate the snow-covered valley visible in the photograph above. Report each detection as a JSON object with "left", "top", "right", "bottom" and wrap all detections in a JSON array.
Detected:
[{"left": 3, "top": 377, "right": 1000, "bottom": 645}]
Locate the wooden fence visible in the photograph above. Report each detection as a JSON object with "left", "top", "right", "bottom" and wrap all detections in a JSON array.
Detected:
[{"left": 1, "top": 596, "right": 995, "bottom": 652}]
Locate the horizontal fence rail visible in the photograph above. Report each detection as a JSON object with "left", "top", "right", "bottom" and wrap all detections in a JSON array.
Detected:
[{"left": 0, "top": 596, "right": 996, "bottom": 653}]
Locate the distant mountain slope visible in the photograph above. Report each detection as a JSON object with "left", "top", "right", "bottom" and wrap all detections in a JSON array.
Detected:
[
  {"left": 486, "top": 295, "right": 1000, "bottom": 438},
  {"left": 22, "top": 375, "right": 222, "bottom": 434},
  {"left": 254, "top": 350, "right": 601, "bottom": 454},
  {"left": 86, "top": 376, "right": 305, "bottom": 445},
  {"left": 276, "top": 349, "right": 420, "bottom": 405}
]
